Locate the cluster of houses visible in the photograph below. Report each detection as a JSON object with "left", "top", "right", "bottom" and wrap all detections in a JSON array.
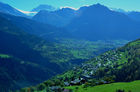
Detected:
[
  {"left": 48, "top": 50, "right": 123, "bottom": 92},
  {"left": 62, "top": 50, "right": 122, "bottom": 85},
  {"left": 91, "top": 50, "right": 122, "bottom": 67},
  {"left": 49, "top": 86, "right": 72, "bottom": 92}
]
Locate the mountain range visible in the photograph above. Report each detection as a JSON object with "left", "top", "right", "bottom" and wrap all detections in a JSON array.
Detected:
[
  {"left": 66, "top": 4, "right": 140, "bottom": 40},
  {"left": 111, "top": 8, "right": 140, "bottom": 22},
  {"left": 33, "top": 4, "right": 140, "bottom": 41},
  {"left": 33, "top": 8, "right": 76, "bottom": 27}
]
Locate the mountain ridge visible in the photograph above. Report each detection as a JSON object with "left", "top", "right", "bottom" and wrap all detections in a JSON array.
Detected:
[
  {"left": 0, "top": 2, "right": 27, "bottom": 17},
  {"left": 33, "top": 4, "right": 140, "bottom": 41},
  {"left": 31, "top": 4, "right": 57, "bottom": 12},
  {"left": 66, "top": 4, "right": 140, "bottom": 40},
  {"left": 33, "top": 8, "right": 76, "bottom": 27}
]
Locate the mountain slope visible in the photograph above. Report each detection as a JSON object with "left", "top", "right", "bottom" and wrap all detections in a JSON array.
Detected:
[
  {"left": 0, "top": 12, "right": 128, "bottom": 91},
  {"left": 66, "top": 80, "right": 140, "bottom": 92},
  {"left": 33, "top": 8, "right": 76, "bottom": 27},
  {"left": 66, "top": 4, "right": 140, "bottom": 40},
  {"left": 21, "top": 38, "right": 140, "bottom": 91},
  {"left": 33, "top": 4, "right": 140, "bottom": 40},
  {"left": 0, "top": 12, "right": 70, "bottom": 40},
  {"left": 0, "top": 12, "right": 128, "bottom": 64},
  {"left": 0, "top": 2, "right": 27, "bottom": 17},
  {"left": 0, "top": 15, "right": 65, "bottom": 91},
  {"left": 0, "top": 55, "right": 55, "bottom": 91},
  {"left": 127, "top": 11, "right": 140, "bottom": 21}
]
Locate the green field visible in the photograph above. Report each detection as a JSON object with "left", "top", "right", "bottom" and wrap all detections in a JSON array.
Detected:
[
  {"left": 66, "top": 80, "right": 140, "bottom": 92},
  {"left": 0, "top": 54, "right": 10, "bottom": 58}
]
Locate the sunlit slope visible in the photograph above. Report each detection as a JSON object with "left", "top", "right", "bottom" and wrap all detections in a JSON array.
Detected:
[{"left": 66, "top": 80, "right": 140, "bottom": 92}]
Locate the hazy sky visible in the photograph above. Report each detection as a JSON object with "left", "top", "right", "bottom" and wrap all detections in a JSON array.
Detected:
[{"left": 0, "top": 0, "right": 140, "bottom": 11}]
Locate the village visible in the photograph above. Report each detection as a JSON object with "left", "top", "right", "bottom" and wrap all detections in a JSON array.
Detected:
[{"left": 47, "top": 50, "right": 124, "bottom": 92}]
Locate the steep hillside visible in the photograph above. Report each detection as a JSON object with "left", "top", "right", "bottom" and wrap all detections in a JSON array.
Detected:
[
  {"left": 0, "top": 15, "right": 65, "bottom": 91},
  {"left": 21, "top": 38, "right": 140, "bottom": 92},
  {"left": 0, "top": 54, "right": 55, "bottom": 91},
  {"left": 0, "top": 12, "right": 70, "bottom": 40}
]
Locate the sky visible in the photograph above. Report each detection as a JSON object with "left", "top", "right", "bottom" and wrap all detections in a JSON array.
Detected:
[{"left": 0, "top": 0, "right": 140, "bottom": 11}]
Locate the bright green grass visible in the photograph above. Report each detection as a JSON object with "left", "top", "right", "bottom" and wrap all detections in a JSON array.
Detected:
[
  {"left": 128, "top": 40, "right": 140, "bottom": 47},
  {"left": 0, "top": 54, "right": 10, "bottom": 58},
  {"left": 66, "top": 80, "right": 140, "bottom": 92}
]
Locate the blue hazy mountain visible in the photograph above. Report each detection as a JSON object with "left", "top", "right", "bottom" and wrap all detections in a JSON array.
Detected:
[
  {"left": 33, "top": 8, "right": 76, "bottom": 27},
  {"left": 33, "top": 4, "right": 140, "bottom": 41},
  {"left": 127, "top": 11, "right": 140, "bottom": 21},
  {"left": 110, "top": 8, "right": 128, "bottom": 14},
  {"left": 0, "top": 12, "right": 70, "bottom": 40},
  {"left": 0, "top": 2, "right": 27, "bottom": 17},
  {"left": 66, "top": 4, "right": 140, "bottom": 40},
  {"left": 31, "top": 4, "right": 57, "bottom": 12},
  {"left": 110, "top": 8, "right": 140, "bottom": 22}
]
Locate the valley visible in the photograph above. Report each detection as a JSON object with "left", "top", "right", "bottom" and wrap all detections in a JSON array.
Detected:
[
  {"left": 0, "top": 1, "right": 140, "bottom": 92},
  {"left": 19, "top": 38, "right": 140, "bottom": 92},
  {"left": 0, "top": 10, "right": 128, "bottom": 91}
]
